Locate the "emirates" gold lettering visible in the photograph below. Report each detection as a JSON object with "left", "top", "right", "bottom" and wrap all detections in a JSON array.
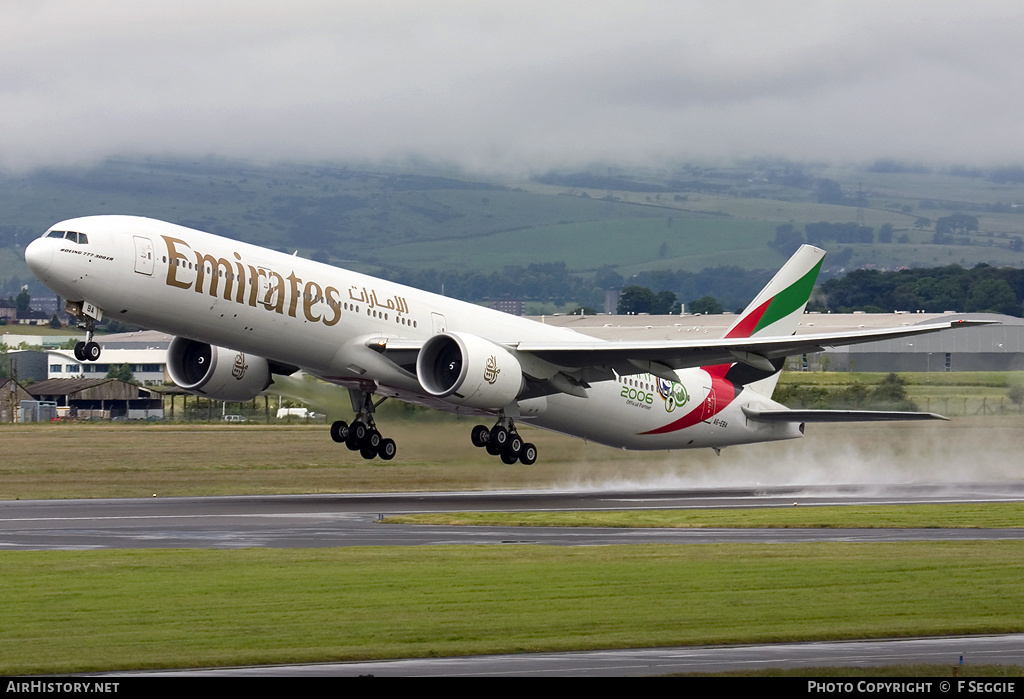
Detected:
[{"left": 161, "top": 235, "right": 360, "bottom": 329}]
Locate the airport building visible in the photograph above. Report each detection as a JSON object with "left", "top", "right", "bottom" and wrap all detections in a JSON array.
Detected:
[
  {"left": 26, "top": 377, "right": 164, "bottom": 420},
  {"left": 3, "top": 330, "right": 171, "bottom": 384}
]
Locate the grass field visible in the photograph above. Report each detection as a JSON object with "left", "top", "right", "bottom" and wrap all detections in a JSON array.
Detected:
[
  {"left": 777, "top": 371, "right": 1024, "bottom": 417},
  {"left": 2, "top": 543, "right": 1023, "bottom": 674},
  {"left": 2, "top": 416, "right": 1023, "bottom": 499},
  {"left": 2, "top": 415, "right": 1023, "bottom": 674},
  {"left": 384, "top": 502, "right": 1024, "bottom": 529}
]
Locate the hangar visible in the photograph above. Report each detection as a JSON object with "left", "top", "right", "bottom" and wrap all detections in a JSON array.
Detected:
[{"left": 26, "top": 378, "right": 164, "bottom": 420}]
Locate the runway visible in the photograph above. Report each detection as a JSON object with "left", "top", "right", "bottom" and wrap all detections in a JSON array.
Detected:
[
  {"left": 5, "top": 482, "right": 1024, "bottom": 676},
  {"left": 116, "top": 634, "right": 1024, "bottom": 677},
  {"left": 2, "top": 482, "right": 1024, "bottom": 550}
]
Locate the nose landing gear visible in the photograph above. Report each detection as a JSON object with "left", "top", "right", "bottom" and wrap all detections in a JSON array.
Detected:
[{"left": 66, "top": 302, "right": 102, "bottom": 362}]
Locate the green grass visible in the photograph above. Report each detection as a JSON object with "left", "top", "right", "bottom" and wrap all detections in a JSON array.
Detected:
[
  {"left": 780, "top": 371, "right": 1024, "bottom": 388},
  {"left": 2, "top": 415, "right": 1022, "bottom": 499},
  {"left": 776, "top": 372, "right": 1024, "bottom": 416},
  {"left": 2, "top": 542, "right": 1023, "bottom": 674},
  {"left": 383, "top": 502, "right": 1024, "bottom": 529}
]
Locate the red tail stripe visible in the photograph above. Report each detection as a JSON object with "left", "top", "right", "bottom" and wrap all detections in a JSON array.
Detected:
[{"left": 724, "top": 297, "right": 772, "bottom": 339}]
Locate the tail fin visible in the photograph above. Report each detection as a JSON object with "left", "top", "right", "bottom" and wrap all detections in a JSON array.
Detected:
[{"left": 721, "top": 245, "right": 825, "bottom": 396}]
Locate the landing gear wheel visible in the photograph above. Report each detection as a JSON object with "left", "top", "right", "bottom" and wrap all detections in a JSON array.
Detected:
[
  {"left": 366, "top": 429, "right": 382, "bottom": 450},
  {"left": 84, "top": 341, "right": 101, "bottom": 362},
  {"left": 73, "top": 342, "right": 86, "bottom": 361},
  {"left": 470, "top": 424, "right": 490, "bottom": 448},
  {"left": 330, "top": 420, "right": 349, "bottom": 443},
  {"left": 519, "top": 443, "right": 538, "bottom": 465},
  {"left": 490, "top": 425, "right": 509, "bottom": 450},
  {"left": 378, "top": 438, "right": 397, "bottom": 461},
  {"left": 500, "top": 451, "right": 519, "bottom": 464},
  {"left": 505, "top": 433, "right": 523, "bottom": 457},
  {"left": 485, "top": 441, "right": 503, "bottom": 456},
  {"left": 345, "top": 436, "right": 362, "bottom": 451},
  {"left": 349, "top": 421, "right": 369, "bottom": 444},
  {"left": 360, "top": 445, "right": 377, "bottom": 460}
]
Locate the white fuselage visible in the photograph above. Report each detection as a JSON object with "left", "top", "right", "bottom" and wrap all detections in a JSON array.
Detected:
[{"left": 25, "top": 216, "right": 802, "bottom": 451}]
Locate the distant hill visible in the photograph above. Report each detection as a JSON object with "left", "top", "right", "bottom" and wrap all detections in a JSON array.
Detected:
[{"left": 4, "top": 157, "right": 1024, "bottom": 308}]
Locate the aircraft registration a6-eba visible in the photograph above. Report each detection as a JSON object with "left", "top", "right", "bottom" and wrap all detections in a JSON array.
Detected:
[{"left": 26, "top": 215, "right": 988, "bottom": 464}]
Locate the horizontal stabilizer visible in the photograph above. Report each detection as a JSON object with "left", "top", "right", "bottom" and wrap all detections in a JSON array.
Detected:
[{"left": 741, "top": 406, "right": 949, "bottom": 423}]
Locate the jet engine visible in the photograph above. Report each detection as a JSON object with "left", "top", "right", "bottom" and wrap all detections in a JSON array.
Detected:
[
  {"left": 416, "top": 331, "right": 524, "bottom": 409},
  {"left": 166, "top": 337, "right": 272, "bottom": 402}
]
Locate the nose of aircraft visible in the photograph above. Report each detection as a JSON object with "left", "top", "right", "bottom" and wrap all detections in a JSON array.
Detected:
[{"left": 24, "top": 238, "right": 53, "bottom": 278}]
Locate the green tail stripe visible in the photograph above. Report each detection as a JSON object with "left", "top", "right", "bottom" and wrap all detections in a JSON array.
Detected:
[{"left": 753, "top": 258, "right": 823, "bottom": 334}]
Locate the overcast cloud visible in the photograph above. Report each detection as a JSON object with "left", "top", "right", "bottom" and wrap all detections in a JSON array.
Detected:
[{"left": 3, "top": 0, "right": 1023, "bottom": 173}]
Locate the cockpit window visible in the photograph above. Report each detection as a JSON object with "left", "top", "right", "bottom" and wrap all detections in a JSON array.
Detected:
[{"left": 44, "top": 230, "right": 87, "bottom": 244}]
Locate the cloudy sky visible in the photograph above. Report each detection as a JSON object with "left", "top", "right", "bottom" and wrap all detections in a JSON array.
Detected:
[{"left": 3, "top": 1, "right": 1023, "bottom": 174}]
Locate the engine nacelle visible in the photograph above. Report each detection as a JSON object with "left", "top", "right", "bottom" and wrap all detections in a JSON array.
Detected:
[
  {"left": 416, "top": 331, "right": 524, "bottom": 409},
  {"left": 166, "top": 337, "right": 272, "bottom": 402}
]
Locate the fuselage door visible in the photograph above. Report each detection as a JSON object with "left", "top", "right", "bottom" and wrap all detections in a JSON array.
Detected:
[
  {"left": 700, "top": 386, "right": 717, "bottom": 422},
  {"left": 431, "top": 312, "right": 447, "bottom": 335},
  {"left": 133, "top": 236, "right": 154, "bottom": 276}
]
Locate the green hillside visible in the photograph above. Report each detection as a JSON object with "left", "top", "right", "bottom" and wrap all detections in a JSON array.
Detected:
[{"left": 4, "top": 157, "right": 1024, "bottom": 297}]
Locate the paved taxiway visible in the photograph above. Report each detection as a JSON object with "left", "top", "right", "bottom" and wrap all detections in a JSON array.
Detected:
[
  {"left": 7, "top": 483, "right": 1024, "bottom": 676},
  {"left": 3, "top": 482, "right": 1024, "bottom": 550}
]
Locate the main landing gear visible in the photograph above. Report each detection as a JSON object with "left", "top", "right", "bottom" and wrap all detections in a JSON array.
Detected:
[
  {"left": 329, "top": 390, "right": 396, "bottom": 461},
  {"left": 470, "top": 418, "right": 537, "bottom": 465}
]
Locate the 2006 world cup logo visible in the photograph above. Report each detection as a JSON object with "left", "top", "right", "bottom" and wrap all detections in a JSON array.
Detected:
[
  {"left": 658, "top": 378, "right": 689, "bottom": 412},
  {"left": 484, "top": 355, "right": 500, "bottom": 384},
  {"left": 232, "top": 352, "right": 248, "bottom": 380}
]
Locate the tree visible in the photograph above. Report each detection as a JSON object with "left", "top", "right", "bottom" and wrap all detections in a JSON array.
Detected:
[
  {"left": 1008, "top": 384, "right": 1024, "bottom": 408},
  {"left": 617, "top": 286, "right": 655, "bottom": 314},
  {"left": 768, "top": 224, "right": 805, "bottom": 256},
  {"left": 966, "top": 278, "right": 1018, "bottom": 315},
  {"left": 651, "top": 290, "right": 679, "bottom": 315},
  {"left": 935, "top": 213, "right": 979, "bottom": 241},
  {"left": 687, "top": 295, "right": 723, "bottom": 314},
  {"left": 105, "top": 363, "right": 137, "bottom": 384},
  {"left": 878, "top": 223, "right": 894, "bottom": 244},
  {"left": 14, "top": 288, "right": 30, "bottom": 315},
  {"left": 815, "top": 178, "right": 844, "bottom": 205}
]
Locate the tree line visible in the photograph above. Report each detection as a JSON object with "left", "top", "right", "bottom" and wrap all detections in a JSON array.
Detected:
[{"left": 816, "top": 265, "right": 1024, "bottom": 316}]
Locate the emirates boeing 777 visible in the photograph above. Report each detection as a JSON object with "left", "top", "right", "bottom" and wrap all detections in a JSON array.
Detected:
[{"left": 25, "top": 216, "right": 983, "bottom": 464}]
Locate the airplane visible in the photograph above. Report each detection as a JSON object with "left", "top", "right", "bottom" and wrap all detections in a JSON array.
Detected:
[{"left": 24, "top": 215, "right": 987, "bottom": 464}]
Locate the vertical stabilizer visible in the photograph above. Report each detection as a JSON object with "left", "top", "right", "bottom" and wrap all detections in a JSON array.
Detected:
[{"left": 721, "top": 245, "right": 825, "bottom": 396}]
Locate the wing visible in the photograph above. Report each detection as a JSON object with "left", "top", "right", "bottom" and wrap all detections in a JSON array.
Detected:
[
  {"left": 365, "top": 318, "right": 993, "bottom": 397},
  {"left": 512, "top": 318, "right": 993, "bottom": 383}
]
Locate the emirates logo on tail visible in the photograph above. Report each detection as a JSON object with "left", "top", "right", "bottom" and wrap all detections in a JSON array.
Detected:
[{"left": 484, "top": 355, "right": 500, "bottom": 384}]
